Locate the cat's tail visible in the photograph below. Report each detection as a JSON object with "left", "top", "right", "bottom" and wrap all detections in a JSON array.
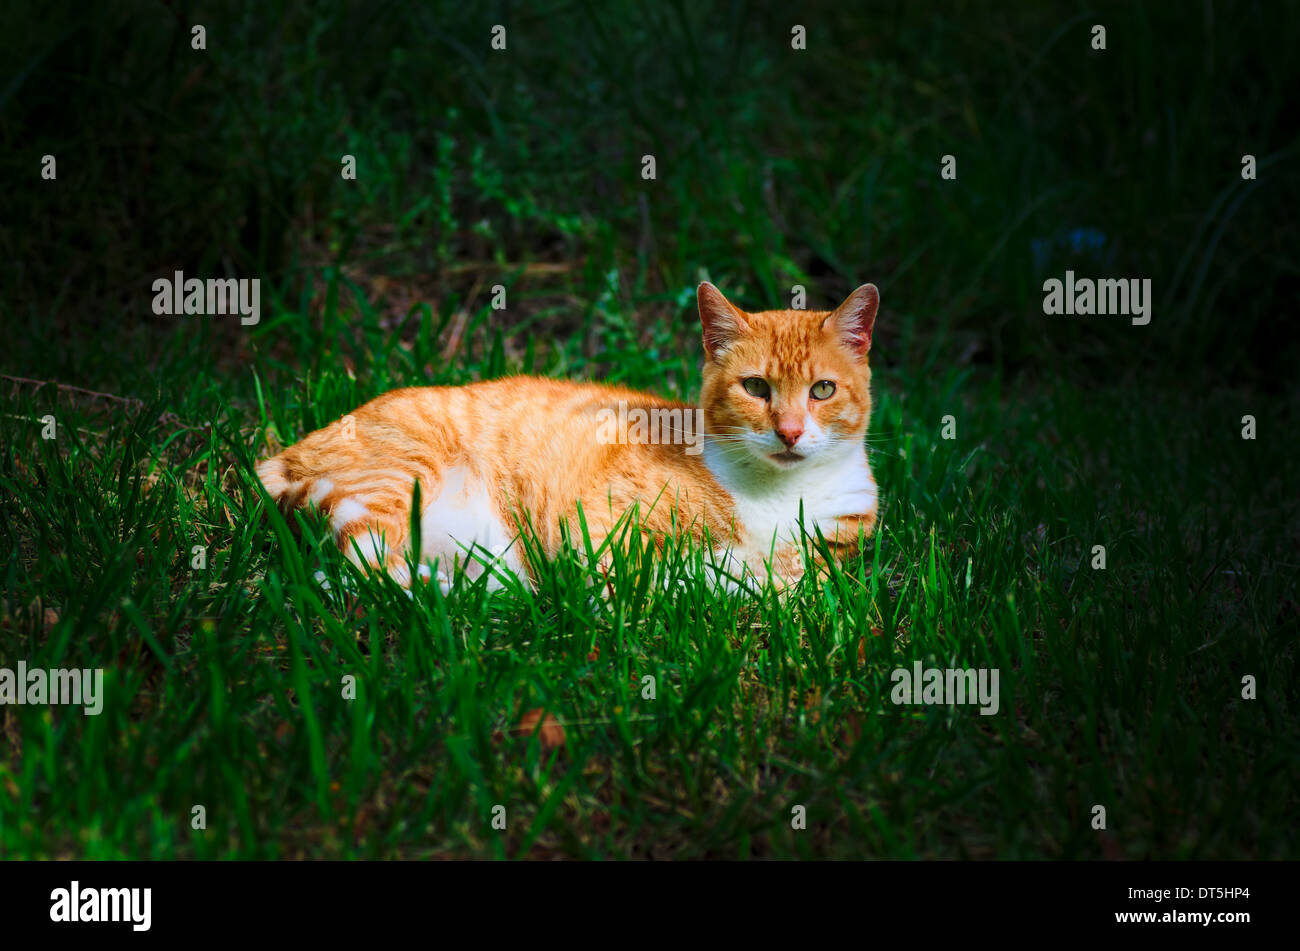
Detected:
[
  {"left": 252, "top": 424, "right": 426, "bottom": 579},
  {"left": 254, "top": 455, "right": 295, "bottom": 507},
  {"left": 254, "top": 448, "right": 435, "bottom": 589},
  {"left": 253, "top": 420, "right": 347, "bottom": 511},
  {"left": 254, "top": 446, "right": 331, "bottom": 512}
]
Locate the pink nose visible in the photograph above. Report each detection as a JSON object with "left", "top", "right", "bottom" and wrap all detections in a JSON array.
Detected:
[{"left": 775, "top": 422, "right": 803, "bottom": 447}]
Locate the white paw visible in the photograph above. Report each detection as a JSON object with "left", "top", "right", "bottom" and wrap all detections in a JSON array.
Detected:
[
  {"left": 312, "top": 567, "right": 363, "bottom": 604},
  {"left": 403, "top": 562, "right": 449, "bottom": 598}
]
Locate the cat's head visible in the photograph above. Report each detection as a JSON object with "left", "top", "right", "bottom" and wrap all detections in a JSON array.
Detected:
[{"left": 697, "top": 281, "right": 878, "bottom": 471}]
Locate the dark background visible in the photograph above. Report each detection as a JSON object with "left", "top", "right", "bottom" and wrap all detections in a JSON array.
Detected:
[{"left": 4, "top": 0, "right": 1297, "bottom": 392}]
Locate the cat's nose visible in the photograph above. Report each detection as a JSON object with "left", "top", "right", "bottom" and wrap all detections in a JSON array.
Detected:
[{"left": 775, "top": 421, "right": 804, "bottom": 447}]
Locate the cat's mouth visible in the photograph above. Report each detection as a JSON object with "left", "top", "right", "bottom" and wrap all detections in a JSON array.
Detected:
[{"left": 769, "top": 449, "right": 806, "bottom": 464}]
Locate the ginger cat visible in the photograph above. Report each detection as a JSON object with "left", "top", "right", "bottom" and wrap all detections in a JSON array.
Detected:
[{"left": 255, "top": 281, "right": 880, "bottom": 592}]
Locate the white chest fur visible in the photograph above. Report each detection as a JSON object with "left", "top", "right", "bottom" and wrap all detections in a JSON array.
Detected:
[{"left": 703, "top": 441, "right": 877, "bottom": 553}]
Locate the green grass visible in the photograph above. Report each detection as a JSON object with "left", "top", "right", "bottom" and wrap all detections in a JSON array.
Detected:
[
  {"left": 1, "top": 0, "right": 1297, "bottom": 858},
  {"left": 1, "top": 292, "right": 1296, "bottom": 858}
]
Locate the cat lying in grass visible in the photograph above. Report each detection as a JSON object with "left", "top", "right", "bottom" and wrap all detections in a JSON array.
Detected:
[{"left": 256, "top": 281, "right": 880, "bottom": 593}]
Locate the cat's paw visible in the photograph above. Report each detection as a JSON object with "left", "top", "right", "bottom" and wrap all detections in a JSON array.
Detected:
[
  {"left": 396, "top": 562, "right": 454, "bottom": 598},
  {"left": 313, "top": 568, "right": 361, "bottom": 597},
  {"left": 312, "top": 568, "right": 368, "bottom": 617}
]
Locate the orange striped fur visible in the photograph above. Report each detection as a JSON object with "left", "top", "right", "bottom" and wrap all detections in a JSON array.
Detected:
[{"left": 255, "top": 282, "right": 881, "bottom": 592}]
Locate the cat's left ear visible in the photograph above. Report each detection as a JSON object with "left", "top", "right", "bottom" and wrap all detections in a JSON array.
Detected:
[
  {"left": 698, "top": 282, "right": 750, "bottom": 360},
  {"left": 822, "top": 284, "right": 879, "bottom": 358}
]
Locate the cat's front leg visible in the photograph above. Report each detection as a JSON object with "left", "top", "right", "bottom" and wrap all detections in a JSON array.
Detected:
[
  {"left": 703, "top": 546, "right": 764, "bottom": 594},
  {"left": 807, "top": 509, "right": 878, "bottom": 554}
]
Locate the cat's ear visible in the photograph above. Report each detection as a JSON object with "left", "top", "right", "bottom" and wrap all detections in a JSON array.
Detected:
[
  {"left": 822, "top": 283, "right": 879, "bottom": 358},
  {"left": 698, "top": 282, "right": 749, "bottom": 360}
]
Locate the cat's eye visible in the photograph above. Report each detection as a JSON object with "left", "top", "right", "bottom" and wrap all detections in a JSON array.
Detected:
[
  {"left": 742, "top": 377, "right": 771, "bottom": 399},
  {"left": 810, "top": 380, "right": 837, "bottom": 400}
]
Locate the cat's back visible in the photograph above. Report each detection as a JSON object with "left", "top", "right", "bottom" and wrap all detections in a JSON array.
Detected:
[
  {"left": 353, "top": 376, "right": 689, "bottom": 441},
  {"left": 259, "top": 376, "right": 713, "bottom": 523}
]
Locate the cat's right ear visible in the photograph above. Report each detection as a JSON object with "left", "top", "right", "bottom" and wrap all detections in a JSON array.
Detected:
[
  {"left": 698, "top": 282, "right": 748, "bottom": 360},
  {"left": 823, "top": 283, "right": 879, "bottom": 359}
]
